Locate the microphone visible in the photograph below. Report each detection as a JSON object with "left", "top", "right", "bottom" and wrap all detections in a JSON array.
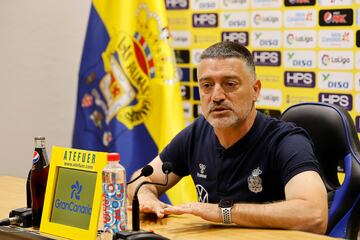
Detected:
[
  {"left": 127, "top": 165, "right": 153, "bottom": 185},
  {"left": 116, "top": 162, "right": 173, "bottom": 240}
]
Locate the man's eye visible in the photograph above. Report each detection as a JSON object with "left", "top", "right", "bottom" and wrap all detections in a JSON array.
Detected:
[{"left": 202, "top": 83, "right": 211, "bottom": 88}]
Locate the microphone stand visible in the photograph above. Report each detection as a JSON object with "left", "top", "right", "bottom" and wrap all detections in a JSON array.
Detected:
[{"left": 115, "top": 174, "right": 170, "bottom": 240}]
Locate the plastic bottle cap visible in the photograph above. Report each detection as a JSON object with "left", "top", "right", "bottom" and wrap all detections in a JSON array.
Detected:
[{"left": 107, "top": 153, "right": 120, "bottom": 162}]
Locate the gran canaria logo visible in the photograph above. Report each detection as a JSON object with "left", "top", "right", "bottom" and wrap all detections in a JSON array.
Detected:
[{"left": 55, "top": 180, "right": 92, "bottom": 215}]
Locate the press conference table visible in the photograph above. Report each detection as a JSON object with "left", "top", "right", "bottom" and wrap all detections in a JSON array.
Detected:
[{"left": 0, "top": 176, "right": 339, "bottom": 240}]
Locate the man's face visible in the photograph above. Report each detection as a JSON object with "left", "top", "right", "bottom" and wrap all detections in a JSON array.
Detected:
[{"left": 197, "top": 57, "right": 260, "bottom": 129}]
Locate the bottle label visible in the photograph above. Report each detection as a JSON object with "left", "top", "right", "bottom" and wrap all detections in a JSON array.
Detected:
[
  {"left": 102, "top": 183, "right": 127, "bottom": 233},
  {"left": 33, "top": 151, "right": 40, "bottom": 164}
]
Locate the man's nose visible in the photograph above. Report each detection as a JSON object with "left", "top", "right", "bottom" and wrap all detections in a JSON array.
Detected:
[{"left": 211, "top": 84, "right": 225, "bottom": 102}]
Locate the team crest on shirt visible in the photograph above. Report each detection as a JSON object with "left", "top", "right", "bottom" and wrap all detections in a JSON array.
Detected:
[
  {"left": 196, "top": 163, "right": 207, "bottom": 179},
  {"left": 248, "top": 167, "right": 263, "bottom": 193}
]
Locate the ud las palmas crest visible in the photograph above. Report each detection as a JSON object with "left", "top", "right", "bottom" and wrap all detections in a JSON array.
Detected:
[{"left": 81, "top": 4, "right": 176, "bottom": 147}]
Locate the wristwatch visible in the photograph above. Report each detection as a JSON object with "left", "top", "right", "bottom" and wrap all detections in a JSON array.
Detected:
[{"left": 218, "top": 199, "right": 233, "bottom": 224}]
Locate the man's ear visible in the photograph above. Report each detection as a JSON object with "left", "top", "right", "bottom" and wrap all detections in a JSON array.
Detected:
[{"left": 252, "top": 79, "right": 261, "bottom": 101}]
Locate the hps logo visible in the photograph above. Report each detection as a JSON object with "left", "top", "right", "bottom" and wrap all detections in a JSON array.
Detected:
[
  {"left": 319, "top": 93, "right": 352, "bottom": 110},
  {"left": 165, "top": 0, "right": 188, "bottom": 9},
  {"left": 71, "top": 180, "right": 82, "bottom": 200},
  {"left": 192, "top": 13, "right": 218, "bottom": 27},
  {"left": 284, "top": 71, "right": 315, "bottom": 88},
  {"left": 221, "top": 31, "right": 248, "bottom": 45},
  {"left": 253, "top": 51, "right": 281, "bottom": 66}
]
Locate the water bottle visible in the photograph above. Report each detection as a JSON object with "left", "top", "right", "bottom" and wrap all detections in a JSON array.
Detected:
[{"left": 102, "top": 152, "right": 127, "bottom": 233}]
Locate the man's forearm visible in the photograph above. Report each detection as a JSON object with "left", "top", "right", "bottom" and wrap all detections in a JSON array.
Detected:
[
  {"left": 164, "top": 199, "right": 327, "bottom": 234},
  {"left": 231, "top": 200, "right": 327, "bottom": 234}
]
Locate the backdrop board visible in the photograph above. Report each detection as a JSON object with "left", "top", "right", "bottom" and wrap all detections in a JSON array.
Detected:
[
  {"left": 40, "top": 146, "right": 107, "bottom": 240},
  {"left": 166, "top": 0, "right": 360, "bottom": 139}
]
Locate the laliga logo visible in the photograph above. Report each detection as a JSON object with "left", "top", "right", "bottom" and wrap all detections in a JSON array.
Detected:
[
  {"left": 322, "top": 54, "right": 331, "bottom": 66},
  {"left": 253, "top": 14, "right": 261, "bottom": 25},
  {"left": 286, "top": 33, "right": 295, "bottom": 45},
  {"left": 33, "top": 151, "right": 40, "bottom": 164},
  {"left": 71, "top": 180, "right": 82, "bottom": 200}
]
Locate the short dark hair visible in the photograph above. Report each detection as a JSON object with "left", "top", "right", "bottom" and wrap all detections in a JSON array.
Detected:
[{"left": 199, "top": 41, "right": 256, "bottom": 80}]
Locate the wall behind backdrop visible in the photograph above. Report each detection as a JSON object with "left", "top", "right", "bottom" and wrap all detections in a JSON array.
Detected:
[{"left": 0, "top": 0, "right": 91, "bottom": 177}]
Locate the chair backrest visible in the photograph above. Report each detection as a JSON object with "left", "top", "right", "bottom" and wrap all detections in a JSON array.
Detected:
[{"left": 280, "top": 102, "right": 360, "bottom": 239}]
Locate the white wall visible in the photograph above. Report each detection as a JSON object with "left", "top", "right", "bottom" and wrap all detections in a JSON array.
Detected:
[{"left": 0, "top": 0, "right": 91, "bottom": 177}]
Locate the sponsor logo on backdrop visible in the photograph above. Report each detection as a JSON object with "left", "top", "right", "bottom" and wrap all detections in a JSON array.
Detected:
[
  {"left": 357, "top": 30, "right": 360, "bottom": 47},
  {"left": 318, "top": 51, "right": 353, "bottom": 70},
  {"left": 252, "top": 0, "right": 282, "bottom": 8},
  {"left": 181, "top": 85, "right": 190, "bottom": 100},
  {"left": 175, "top": 50, "right": 190, "bottom": 64},
  {"left": 318, "top": 72, "right": 353, "bottom": 90},
  {"left": 192, "top": 33, "right": 218, "bottom": 44},
  {"left": 220, "top": 12, "right": 249, "bottom": 28},
  {"left": 165, "top": 0, "right": 189, "bottom": 9},
  {"left": 251, "top": 31, "right": 282, "bottom": 48},
  {"left": 356, "top": 51, "right": 360, "bottom": 69},
  {"left": 284, "top": 71, "right": 315, "bottom": 88},
  {"left": 192, "top": 13, "right": 218, "bottom": 27},
  {"left": 193, "top": 104, "right": 202, "bottom": 118},
  {"left": 257, "top": 89, "right": 282, "bottom": 107},
  {"left": 356, "top": 116, "right": 360, "bottom": 132},
  {"left": 318, "top": 0, "right": 353, "bottom": 6},
  {"left": 318, "top": 30, "right": 353, "bottom": 48},
  {"left": 284, "top": 10, "right": 316, "bottom": 28},
  {"left": 286, "top": 94, "right": 315, "bottom": 104},
  {"left": 284, "top": 51, "right": 316, "bottom": 69},
  {"left": 183, "top": 101, "right": 192, "bottom": 119},
  {"left": 257, "top": 74, "right": 281, "bottom": 84},
  {"left": 284, "top": 0, "right": 315, "bottom": 6},
  {"left": 177, "top": 67, "right": 190, "bottom": 82},
  {"left": 191, "top": 0, "right": 218, "bottom": 10},
  {"left": 220, "top": 0, "right": 249, "bottom": 9},
  {"left": 171, "top": 31, "right": 191, "bottom": 47},
  {"left": 253, "top": 51, "right": 281, "bottom": 66},
  {"left": 319, "top": 93, "right": 353, "bottom": 110},
  {"left": 222, "top": 31, "right": 249, "bottom": 45},
  {"left": 251, "top": 11, "right": 282, "bottom": 28},
  {"left": 168, "top": 17, "right": 190, "bottom": 28},
  {"left": 319, "top": 9, "right": 353, "bottom": 26},
  {"left": 192, "top": 68, "right": 198, "bottom": 82},
  {"left": 193, "top": 86, "right": 200, "bottom": 100},
  {"left": 355, "top": 73, "right": 360, "bottom": 91},
  {"left": 284, "top": 30, "right": 316, "bottom": 48},
  {"left": 191, "top": 49, "right": 204, "bottom": 65},
  {"left": 257, "top": 108, "right": 282, "bottom": 118}
]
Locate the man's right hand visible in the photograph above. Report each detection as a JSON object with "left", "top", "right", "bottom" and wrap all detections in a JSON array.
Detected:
[
  {"left": 127, "top": 156, "right": 182, "bottom": 218},
  {"left": 138, "top": 199, "right": 170, "bottom": 218}
]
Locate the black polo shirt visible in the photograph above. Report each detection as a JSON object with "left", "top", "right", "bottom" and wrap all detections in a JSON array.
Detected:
[{"left": 159, "top": 112, "right": 319, "bottom": 203}]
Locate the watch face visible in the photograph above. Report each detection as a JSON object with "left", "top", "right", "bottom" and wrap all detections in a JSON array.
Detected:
[{"left": 219, "top": 199, "right": 233, "bottom": 208}]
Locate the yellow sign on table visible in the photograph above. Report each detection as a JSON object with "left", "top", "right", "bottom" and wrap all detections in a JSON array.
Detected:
[{"left": 40, "top": 146, "right": 108, "bottom": 240}]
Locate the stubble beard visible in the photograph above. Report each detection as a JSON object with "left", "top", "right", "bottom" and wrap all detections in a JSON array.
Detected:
[{"left": 205, "top": 101, "right": 254, "bottom": 129}]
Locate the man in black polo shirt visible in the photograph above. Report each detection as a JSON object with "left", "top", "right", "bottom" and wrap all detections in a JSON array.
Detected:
[{"left": 128, "top": 41, "right": 328, "bottom": 234}]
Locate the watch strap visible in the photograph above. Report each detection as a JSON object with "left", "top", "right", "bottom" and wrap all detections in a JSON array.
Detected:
[{"left": 220, "top": 207, "right": 232, "bottom": 224}]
